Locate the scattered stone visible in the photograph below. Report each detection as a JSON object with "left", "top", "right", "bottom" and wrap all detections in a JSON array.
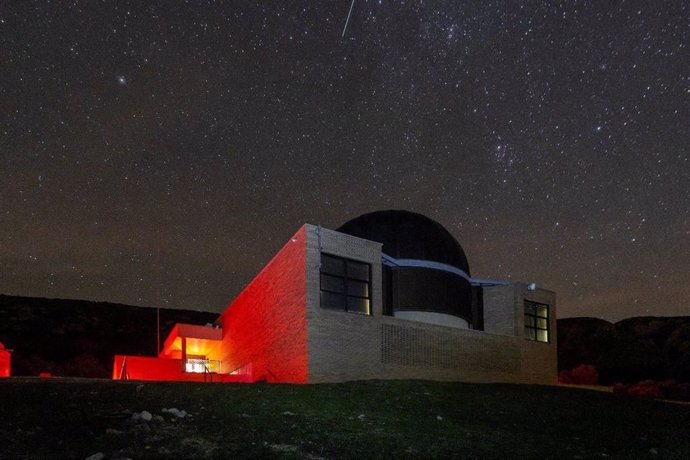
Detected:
[
  {"left": 105, "top": 428, "right": 124, "bottom": 435},
  {"left": 358, "top": 414, "right": 366, "bottom": 421},
  {"left": 165, "top": 408, "right": 188, "bottom": 418},
  {"left": 270, "top": 444, "right": 299, "bottom": 453},
  {"left": 154, "top": 415, "right": 164, "bottom": 423},
  {"left": 649, "top": 448, "right": 658, "bottom": 455},
  {"left": 134, "top": 422, "right": 151, "bottom": 432},
  {"left": 436, "top": 415, "right": 443, "bottom": 421},
  {"left": 85, "top": 453, "right": 105, "bottom": 460},
  {"left": 304, "top": 453, "right": 327, "bottom": 460},
  {"left": 131, "top": 410, "right": 154, "bottom": 422},
  {"left": 282, "top": 411, "right": 295, "bottom": 416},
  {"left": 181, "top": 437, "right": 219, "bottom": 456}
]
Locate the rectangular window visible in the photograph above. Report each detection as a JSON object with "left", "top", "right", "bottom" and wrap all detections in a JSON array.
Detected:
[
  {"left": 320, "top": 253, "right": 371, "bottom": 315},
  {"left": 524, "top": 300, "right": 549, "bottom": 342}
]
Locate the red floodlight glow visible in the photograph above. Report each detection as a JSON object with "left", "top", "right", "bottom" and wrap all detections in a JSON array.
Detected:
[{"left": 113, "top": 226, "right": 308, "bottom": 383}]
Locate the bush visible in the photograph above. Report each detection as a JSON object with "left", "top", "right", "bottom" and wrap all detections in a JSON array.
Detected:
[
  {"left": 613, "top": 379, "right": 690, "bottom": 401},
  {"left": 62, "top": 353, "right": 109, "bottom": 378},
  {"left": 558, "top": 364, "right": 599, "bottom": 385},
  {"left": 625, "top": 380, "right": 664, "bottom": 399}
]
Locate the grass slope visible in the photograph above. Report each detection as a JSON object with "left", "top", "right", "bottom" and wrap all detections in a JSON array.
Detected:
[{"left": 1, "top": 379, "right": 688, "bottom": 459}]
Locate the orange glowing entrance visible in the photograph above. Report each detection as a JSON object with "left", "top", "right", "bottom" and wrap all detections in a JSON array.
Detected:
[{"left": 113, "top": 322, "right": 235, "bottom": 382}]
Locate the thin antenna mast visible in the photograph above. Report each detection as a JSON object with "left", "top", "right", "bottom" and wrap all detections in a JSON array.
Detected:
[{"left": 156, "top": 307, "right": 160, "bottom": 355}]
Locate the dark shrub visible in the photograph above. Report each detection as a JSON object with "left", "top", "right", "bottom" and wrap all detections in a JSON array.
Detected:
[
  {"left": 625, "top": 380, "right": 664, "bottom": 399},
  {"left": 613, "top": 379, "right": 690, "bottom": 401},
  {"left": 558, "top": 364, "right": 598, "bottom": 385}
]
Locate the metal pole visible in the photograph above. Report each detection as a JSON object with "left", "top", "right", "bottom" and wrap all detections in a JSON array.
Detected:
[{"left": 156, "top": 307, "right": 160, "bottom": 355}]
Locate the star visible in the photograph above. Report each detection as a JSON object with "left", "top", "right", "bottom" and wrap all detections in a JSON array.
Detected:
[{"left": 0, "top": 1, "right": 686, "bottom": 322}]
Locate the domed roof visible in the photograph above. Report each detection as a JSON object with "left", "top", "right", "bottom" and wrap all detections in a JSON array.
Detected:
[{"left": 337, "top": 210, "right": 470, "bottom": 275}]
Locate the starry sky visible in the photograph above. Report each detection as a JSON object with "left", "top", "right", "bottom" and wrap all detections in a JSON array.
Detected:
[{"left": 1, "top": 1, "right": 688, "bottom": 322}]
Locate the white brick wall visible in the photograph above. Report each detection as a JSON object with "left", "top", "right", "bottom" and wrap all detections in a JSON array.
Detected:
[{"left": 305, "top": 224, "right": 557, "bottom": 384}]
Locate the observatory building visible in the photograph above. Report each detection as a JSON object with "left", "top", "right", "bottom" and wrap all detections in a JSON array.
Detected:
[{"left": 114, "top": 211, "right": 557, "bottom": 384}]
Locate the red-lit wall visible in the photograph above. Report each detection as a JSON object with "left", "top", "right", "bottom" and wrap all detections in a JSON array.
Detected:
[
  {"left": 0, "top": 348, "right": 10, "bottom": 377},
  {"left": 212, "top": 226, "right": 308, "bottom": 383}
]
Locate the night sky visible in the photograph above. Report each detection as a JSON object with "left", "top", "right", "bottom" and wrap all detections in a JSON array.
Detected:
[{"left": 1, "top": 1, "right": 688, "bottom": 321}]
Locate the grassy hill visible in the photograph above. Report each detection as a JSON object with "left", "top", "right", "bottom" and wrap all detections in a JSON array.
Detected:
[{"left": 1, "top": 378, "right": 688, "bottom": 459}]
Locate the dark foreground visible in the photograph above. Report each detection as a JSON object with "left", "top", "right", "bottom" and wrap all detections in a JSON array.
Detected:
[{"left": 0, "top": 378, "right": 688, "bottom": 459}]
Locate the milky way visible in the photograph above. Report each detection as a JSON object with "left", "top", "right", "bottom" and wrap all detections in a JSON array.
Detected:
[{"left": 1, "top": 1, "right": 688, "bottom": 320}]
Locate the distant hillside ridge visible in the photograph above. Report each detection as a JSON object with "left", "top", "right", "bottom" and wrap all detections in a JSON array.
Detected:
[
  {"left": 0, "top": 295, "right": 218, "bottom": 378},
  {"left": 558, "top": 316, "right": 690, "bottom": 384},
  {"left": 2, "top": 295, "right": 689, "bottom": 383}
]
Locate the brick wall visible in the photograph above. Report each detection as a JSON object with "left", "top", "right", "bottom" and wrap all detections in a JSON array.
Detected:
[
  {"left": 483, "top": 284, "right": 519, "bottom": 335},
  {"left": 516, "top": 283, "right": 558, "bottom": 383},
  {"left": 212, "top": 226, "right": 308, "bottom": 383},
  {"left": 305, "top": 225, "right": 558, "bottom": 384}
]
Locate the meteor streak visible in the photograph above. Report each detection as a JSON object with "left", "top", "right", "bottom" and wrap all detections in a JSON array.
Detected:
[{"left": 341, "top": 0, "right": 355, "bottom": 37}]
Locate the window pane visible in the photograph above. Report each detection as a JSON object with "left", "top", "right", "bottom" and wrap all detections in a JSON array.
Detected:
[
  {"left": 320, "top": 253, "right": 371, "bottom": 316},
  {"left": 537, "top": 330, "right": 549, "bottom": 342},
  {"left": 347, "top": 297, "right": 370, "bottom": 314},
  {"left": 321, "top": 274, "right": 345, "bottom": 293},
  {"left": 348, "top": 280, "right": 369, "bottom": 298},
  {"left": 347, "top": 261, "right": 370, "bottom": 281},
  {"left": 537, "top": 305, "right": 548, "bottom": 318},
  {"left": 321, "top": 291, "right": 346, "bottom": 310},
  {"left": 537, "top": 318, "right": 548, "bottom": 329},
  {"left": 524, "top": 316, "right": 536, "bottom": 327},
  {"left": 524, "top": 302, "right": 536, "bottom": 314},
  {"left": 525, "top": 327, "right": 536, "bottom": 340},
  {"left": 321, "top": 254, "right": 345, "bottom": 276}
]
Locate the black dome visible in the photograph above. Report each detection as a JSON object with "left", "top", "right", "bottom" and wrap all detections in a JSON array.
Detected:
[{"left": 337, "top": 210, "right": 470, "bottom": 276}]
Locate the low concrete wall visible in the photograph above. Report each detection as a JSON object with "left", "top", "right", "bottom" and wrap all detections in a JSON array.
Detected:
[{"left": 112, "top": 355, "right": 248, "bottom": 382}]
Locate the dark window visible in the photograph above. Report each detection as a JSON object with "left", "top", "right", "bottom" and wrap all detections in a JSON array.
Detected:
[
  {"left": 320, "top": 253, "right": 371, "bottom": 315},
  {"left": 524, "top": 300, "right": 549, "bottom": 342}
]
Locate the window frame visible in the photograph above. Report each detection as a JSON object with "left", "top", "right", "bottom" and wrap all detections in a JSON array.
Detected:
[
  {"left": 319, "top": 253, "right": 372, "bottom": 315},
  {"left": 524, "top": 300, "right": 550, "bottom": 343}
]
